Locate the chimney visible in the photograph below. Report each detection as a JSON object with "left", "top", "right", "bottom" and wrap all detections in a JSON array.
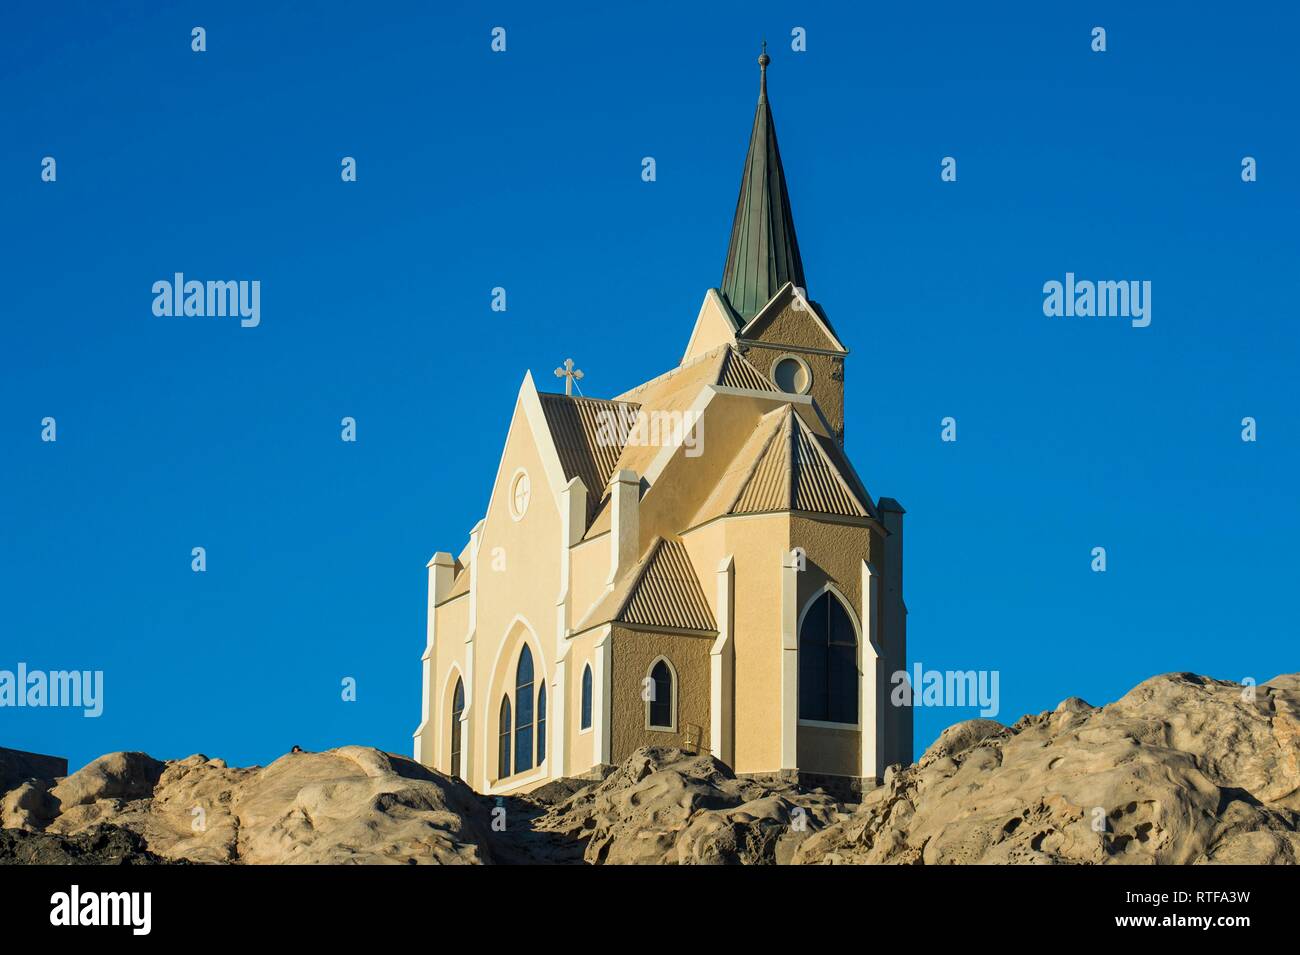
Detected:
[{"left": 608, "top": 469, "right": 640, "bottom": 583}]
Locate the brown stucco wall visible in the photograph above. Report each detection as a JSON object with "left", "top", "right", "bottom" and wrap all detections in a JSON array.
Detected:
[
  {"left": 609, "top": 625, "right": 713, "bottom": 763},
  {"left": 796, "top": 723, "right": 860, "bottom": 778},
  {"left": 742, "top": 342, "right": 845, "bottom": 440}
]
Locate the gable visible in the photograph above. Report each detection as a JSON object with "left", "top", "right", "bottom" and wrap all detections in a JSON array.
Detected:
[
  {"left": 691, "top": 405, "right": 874, "bottom": 526},
  {"left": 476, "top": 371, "right": 568, "bottom": 554},
  {"left": 680, "top": 289, "right": 739, "bottom": 365},
  {"left": 576, "top": 536, "right": 716, "bottom": 634},
  {"left": 737, "top": 283, "right": 846, "bottom": 354},
  {"left": 716, "top": 345, "right": 778, "bottom": 393}
]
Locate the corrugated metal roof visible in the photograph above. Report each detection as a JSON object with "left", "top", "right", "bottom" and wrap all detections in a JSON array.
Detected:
[
  {"left": 586, "top": 349, "right": 731, "bottom": 539},
  {"left": 720, "top": 55, "right": 806, "bottom": 323},
  {"left": 717, "top": 346, "right": 777, "bottom": 392},
  {"left": 731, "top": 407, "right": 869, "bottom": 519},
  {"left": 538, "top": 393, "right": 636, "bottom": 523},
  {"left": 619, "top": 537, "right": 716, "bottom": 632}
]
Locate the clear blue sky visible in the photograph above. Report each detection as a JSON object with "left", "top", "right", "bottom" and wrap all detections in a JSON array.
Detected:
[{"left": 2, "top": 1, "right": 1296, "bottom": 772}]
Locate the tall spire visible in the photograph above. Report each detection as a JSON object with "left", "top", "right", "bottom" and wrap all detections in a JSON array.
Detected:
[{"left": 720, "top": 42, "right": 807, "bottom": 323}]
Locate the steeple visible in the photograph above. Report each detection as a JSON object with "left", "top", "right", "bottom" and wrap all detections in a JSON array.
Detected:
[{"left": 720, "top": 42, "right": 807, "bottom": 324}]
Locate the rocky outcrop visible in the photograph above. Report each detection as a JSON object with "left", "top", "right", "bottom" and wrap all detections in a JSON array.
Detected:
[
  {"left": 4, "top": 672, "right": 1298, "bottom": 865},
  {"left": 531, "top": 747, "right": 843, "bottom": 864},
  {"left": 4, "top": 746, "right": 494, "bottom": 864},
  {"left": 792, "top": 672, "right": 1300, "bottom": 864}
]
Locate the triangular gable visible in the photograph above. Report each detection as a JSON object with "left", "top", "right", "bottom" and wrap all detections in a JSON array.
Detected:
[
  {"left": 716, "top": 345, "right": 777, "bottom": 393},
  {"left": 621, "top": 537, "right": 716, "bottom": 631},
  {"left": 681, "top": 289, "right": 739, "bottom": 365},
  {"left": 576, "top": 537, "right": 716, "bottom": 634},
  {"left": 480, "top": 371, "right": 570, "bottom": 530},
  {"left": 691, "top": 405, "right": 788, "bottom": 524},
  {"left": 729, "top": 407, "right": 871, "bottom": 519},
  {"left": 737, "top": 283, "right": 847, "bottom": 354}
]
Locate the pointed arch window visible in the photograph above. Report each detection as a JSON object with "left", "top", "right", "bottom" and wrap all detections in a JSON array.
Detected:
[
  {"left": 536, "top": 683, "right": 547, "bottom": 764},
  {"left": 799, "top": 591, "right": 858, "bottom": 724},
  {"left": 646, "top": 658, "right": 676, "bottom": 731},
  {"left": 498, "top": 695, "right": 512, "bottom": 779},
  {"left": 580, "top": 664, "right": 593, "bottom": 730},
  {"left": 514, "top": 645, "right": 535, "bottom": 773},
  {"left": 449, "top": 677, "right": 464, "bottom": 780},
  {"left": 495, "top": 643, "right": 550, "bottom": 781}
]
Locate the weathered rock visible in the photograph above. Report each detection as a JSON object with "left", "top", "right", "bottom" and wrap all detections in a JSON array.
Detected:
[
  {"left": 1, "top": 780, "right": 58, "bottom": 831},
  {"left": 7, "top": 671, "right": 1297, "bottom": 865},
  {"left": 531, "top": 747, "right": 840, "bottom": 864},
  {"left": 793, "top": 672, "right": 1300, "bottom": 865},
  {"left": 50, "top": 752, "right": 165, "bottom": 809},
  {"left": 0, "top": 824, "right": 174, "bottom": 865},
  {"left": 39, "top": 747, "right": 495, "bottom": 864}
]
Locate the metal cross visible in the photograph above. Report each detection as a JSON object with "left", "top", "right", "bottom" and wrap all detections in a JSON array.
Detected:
[{"left": 554, "top": 358, "right": 584, "bottom": 396}]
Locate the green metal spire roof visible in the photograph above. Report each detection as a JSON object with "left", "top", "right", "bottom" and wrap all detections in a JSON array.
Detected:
[{"left": 720, "top": 43, "right": 807, "bottom": 324}]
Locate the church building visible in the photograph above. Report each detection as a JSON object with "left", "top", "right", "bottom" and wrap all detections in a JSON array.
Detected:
[{"left": 413, "top": 50, "right": 911, "bottom": 796}]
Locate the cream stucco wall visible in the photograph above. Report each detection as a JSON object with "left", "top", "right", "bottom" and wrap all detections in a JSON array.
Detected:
[
  {"left": 569, "top": 533, "right": 610, "bottom": 625},
  {"left": 431, "top": 594, "right": 470, "bottom": 775},
  {"left": 430, "top": 389, "right": 568, "bottom": 795},
  {"left": 563, "top": 627, "right": 604, "bottom": 774}
]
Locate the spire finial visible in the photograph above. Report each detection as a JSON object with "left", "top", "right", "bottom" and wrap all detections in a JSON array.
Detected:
[
  {"left": 721, "top": 37, "right": 806, "bottom": 323},
  {"left": 758, "top": 40, "right": 769, "bottom": 98}
]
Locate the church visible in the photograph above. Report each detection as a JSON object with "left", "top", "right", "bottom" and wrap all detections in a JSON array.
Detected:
[{"left": 413, "top": 49, "right": 911, "bottom": 796}]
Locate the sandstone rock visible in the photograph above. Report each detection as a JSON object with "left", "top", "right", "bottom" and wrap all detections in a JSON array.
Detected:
[
  {"left": 50, "top": 752, "right": 165, "bottom": 809},
  {"left": 7, "top": 671, "right": 1297, "bottom": 865},
  {"left": 40, "top": 747, "right": 495, "bottom": 864},
  {"left": 794, "top": 672, "right": 1300, "bottom": 865},
  {"left": 1, "top": 780, "right": 58, "bottom": 831},
  {"left": 531, "top": 747, "right": 839, "bottom": 864}
]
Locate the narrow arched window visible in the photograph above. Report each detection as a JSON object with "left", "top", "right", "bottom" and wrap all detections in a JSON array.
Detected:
[
  {"left": 449, "top": 677, "right": 464, "bottom": 780},
  {"left": 514, "top": 645, "right": 534, "bottom": 773},
  {"left": 799, "top": 591, "right": 858, "bottom": 724},
  {"left": 536, "top": 683, "right": 547, "bottom": 764},
  {"left": 580, "top": 664, "right": 593, "bottom": 730},
  {"left": 647, "top": 658, "right": 675, "bottom": 730},
  {"left": 498, "top": 695, "right": 512, "bottom": 779}
]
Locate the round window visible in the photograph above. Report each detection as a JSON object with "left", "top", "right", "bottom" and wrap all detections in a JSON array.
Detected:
[
  {"left": 772, "top": 355, "right": 812, "bottom": 394},
  {"left": 508, "top": 469, "right": 531, "bottom": 521}
]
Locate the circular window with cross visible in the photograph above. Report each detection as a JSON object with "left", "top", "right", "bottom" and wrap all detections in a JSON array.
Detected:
[{"left": 508, "top": 468, "right": 531, "bottom": 521}]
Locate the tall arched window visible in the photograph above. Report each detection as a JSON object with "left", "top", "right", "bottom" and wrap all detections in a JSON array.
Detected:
[
  {"left": 498, "top": 695, "right": 512, "bottom": 779},
  {"left": 647, "top": 658, "right": 675, "bottom": 730},
  {"left": 580, "top": 664, "right": 593, "bottom": 730},
  {"left": 514, "top": 645, "right": 534, "bottom": 773},
  {"left": 536, "top": 683, "right": 547, "bottom": 764},
  {"left": 449, "top": 676, "right": 464, "bottom": 780},
  {"left": 799, "top": 591, "right": 858, "bottom": 724}
]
